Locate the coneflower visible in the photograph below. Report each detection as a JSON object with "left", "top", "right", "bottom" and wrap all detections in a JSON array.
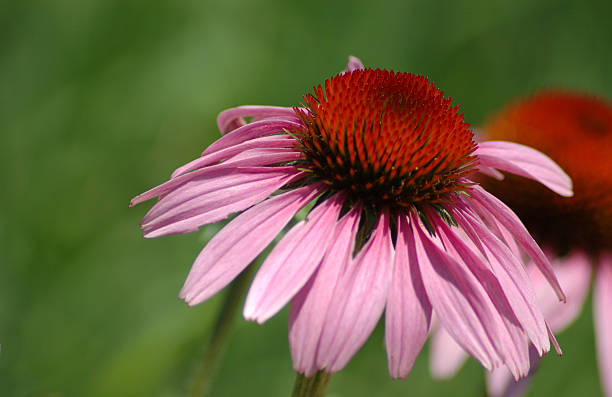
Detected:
[{"left": 131, "top": 58, "right": 572, "bottom": 388}]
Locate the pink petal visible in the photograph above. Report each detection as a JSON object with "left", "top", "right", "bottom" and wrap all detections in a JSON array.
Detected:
[
  {"left": 429, "top": 326, "right": 468, "bottom": 379},
  {"left": 143, "top": 166, "right": 297, "bottom": 223},
  {"left": 142, "top": 168, "right": 303, "bottom": 238},
  {"left": 179, "top": 183, "right": 323, "bottom": 306},
  {"left": 436, "top": 218, "right": 530, "bottom": 378},
  {"left": 453, "top": 209, "right": 549, "bottom": 355},
  {"left": 217, "top": 106, "right": 301, "bottom": 134},
  {"left": 345, "top": 56, "right": 364, "bottom": 72},
  {"left": 219, "top": 147, "right": 303, "bottom": 164},
  {"left": 528, "top": 251, "right": 591, "bottom": 332},
  {"left": 130, "top": 147, "right": 301, "bottom": 208},
  {"left": 475, "top": 141, "right": 573, "bottom": 197},
  {"left": 385, "top": 215, "right": 432, "bottom": 379},
  {"left": 204, "top": 118, "right": 303, "bottom": 156},
  {"left": 243, "top": 194, "right": 344, "bottom": 323},
  {"left": 131, "top": 166, "right": 225, "bottom": 208},
  {"left": 316, "top": 210, "right": 394, "bottom": 373},
  {"left": 409, "top": 212, "right": 500, "bottom": 373},
  {"left": 487, "top": 367, "right": 519, "bottom": 397},
  {"left": 486, "top": 344, "right": 540, "bottom": 397},
  {"left": 289, "top": 205, "right": 362, "bottom": 376},
  {"left": 478, "top": 165, "right": 505, "bottom": 180},
  {"left": 594, "top": 253, "right": 612, "bottom": 397},
  {"left": 547, "top": 322, "right": 562, "bottom": 355},
  {"left": 171, "top": 135, "right": 295, "bottom": 178},
  {"left": 487, "top": 366, "right": 512, "bottom": 397},
  {"left": 470, "top": 200, "right": 522, "bottom": 260},
  {"left": 469, "top": 185, "right": 566, "bottom": 303}
]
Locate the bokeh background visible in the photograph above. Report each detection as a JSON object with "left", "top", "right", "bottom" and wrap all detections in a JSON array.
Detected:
[{"left": 2, "top": 0, "right": 611, "bottom": 396}]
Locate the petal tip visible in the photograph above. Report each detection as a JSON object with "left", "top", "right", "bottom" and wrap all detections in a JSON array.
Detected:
[
  {"left": 242, "top": 308, "right": 270, "bottom": 325},
  {"left": 179, "top": 286, "right": 204, "bottom": 306},
  {"left": 242, "top": 305, "right": 256, "bottom": 322},
  {"left": 345, "top": 55, "right": 364, "bottom": 72},
  {"left": 184, "top": 296, "right": 202, "bottom": 307}
]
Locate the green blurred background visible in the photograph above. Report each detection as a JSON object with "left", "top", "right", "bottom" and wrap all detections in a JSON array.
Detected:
[{"left": 2, "top": 0, "right": 611, "bottom": 396}]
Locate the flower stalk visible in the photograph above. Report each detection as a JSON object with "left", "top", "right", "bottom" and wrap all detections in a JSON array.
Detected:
[
  {"left": 291, "top": 371, "right": 332, "bottom": 397},
  {"left": 187, "top": 264, "right": 256, "bottom": 397}
]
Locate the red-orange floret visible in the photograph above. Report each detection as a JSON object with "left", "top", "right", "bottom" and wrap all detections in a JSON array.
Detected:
[
  {"left": 293, "top": 69, "right": 478, "bottom": 211},
  {"left": 482, "top": 91, "right": 612, "bottom": 253}
]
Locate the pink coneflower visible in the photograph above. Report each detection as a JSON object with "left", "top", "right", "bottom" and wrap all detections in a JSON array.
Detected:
[
  {"left": 131, "top": 57, "right": 573, "bottom": 380},
  {"left": 430, "top": 91, "right": 612, "bottom": 396}
]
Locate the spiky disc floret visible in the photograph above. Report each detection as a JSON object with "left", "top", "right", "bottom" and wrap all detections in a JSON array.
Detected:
[{"left": 292, "top": 69, "right": 478, "bottom": 213}]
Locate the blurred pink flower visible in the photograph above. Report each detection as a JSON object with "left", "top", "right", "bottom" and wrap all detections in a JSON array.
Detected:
[
  {"left": 131, "top": 57, "right": 573, "bottom": 379},
  {"left": 429, "top": 91, "right": 612, "bottom": 397}
]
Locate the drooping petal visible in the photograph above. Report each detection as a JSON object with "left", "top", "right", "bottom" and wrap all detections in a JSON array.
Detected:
[
  {"left": 316, "top": 210, "right": 394, "bottom": 373},
  {"left": 205, "top": 118, "right": 303, "bottom": 156},
  {"left": 217, "top": 106, "right": 301, "bottom": 134},
  {"left": 546, "top": 322, "right": 562, "bottom": 356},
  {"left": 289, "top": 205, "right": 361, "bottom": 376},
  {"left": 435, "top": 217, "right": 530, "bottom": 378},
  {"left": 214, "top": 147, "right": 303, "bottom": 165},
  {"left": 487, "top": 367, "right": 522, "bottom": 397},
  {"left": 142, "top": 168, "right": 303, "bottom": 238},
  {"left": 131, "top": 166, "right": 229, "bottom": 208},
  {"left": 409, "top": 212, "right": 500, "bottom": 372},
  {"left": 243, "top": 194, "right": 344, "bottom": 324},
  {"left": 344, "top": 56, "right": 364, "bottom": 72},
  {"left": 429, "top": 325, "right": 468, "bottom": 379},
  {"left": 475, "top": 141, "right": 573, "bottom": 197},
  {"left": 130, "top": 146, "right": 301, "bottom": 208},
  {"left": 385, "top": 215, "right": 432, "bottom": 379},
  {"left": 466, "top": 199, "right": 522, "bottom": 260},
  {"left": 453, "top": 208, "right": 549, "bottom": 355},
  {"left": 528, "top": 251, "right": 591, "bottom": 332},
  {"left": 486, "top": 344, "right": 540, "bottom": 397},
  {"left": 478, "top": 165, "right": 505, "bottom": 180},
  {"left": 171, "top": 135, "right": 295, "bottom": 178},
  {"left": 469, "top": 185, "right": 566, "bottom": 303},
  {"left": 594, "top": 253, "right": 612, "bottom": 397},
  {"left": 179, "top": 183, "right": 323, "bottom": 306}
]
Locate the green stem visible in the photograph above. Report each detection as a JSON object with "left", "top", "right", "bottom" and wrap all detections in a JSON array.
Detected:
[
  {"left": 291, "top": 371, "right": 332, "bottom": 397},
  {"left": 187, "top": 264, "right": 255, "bottom": 397}
]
